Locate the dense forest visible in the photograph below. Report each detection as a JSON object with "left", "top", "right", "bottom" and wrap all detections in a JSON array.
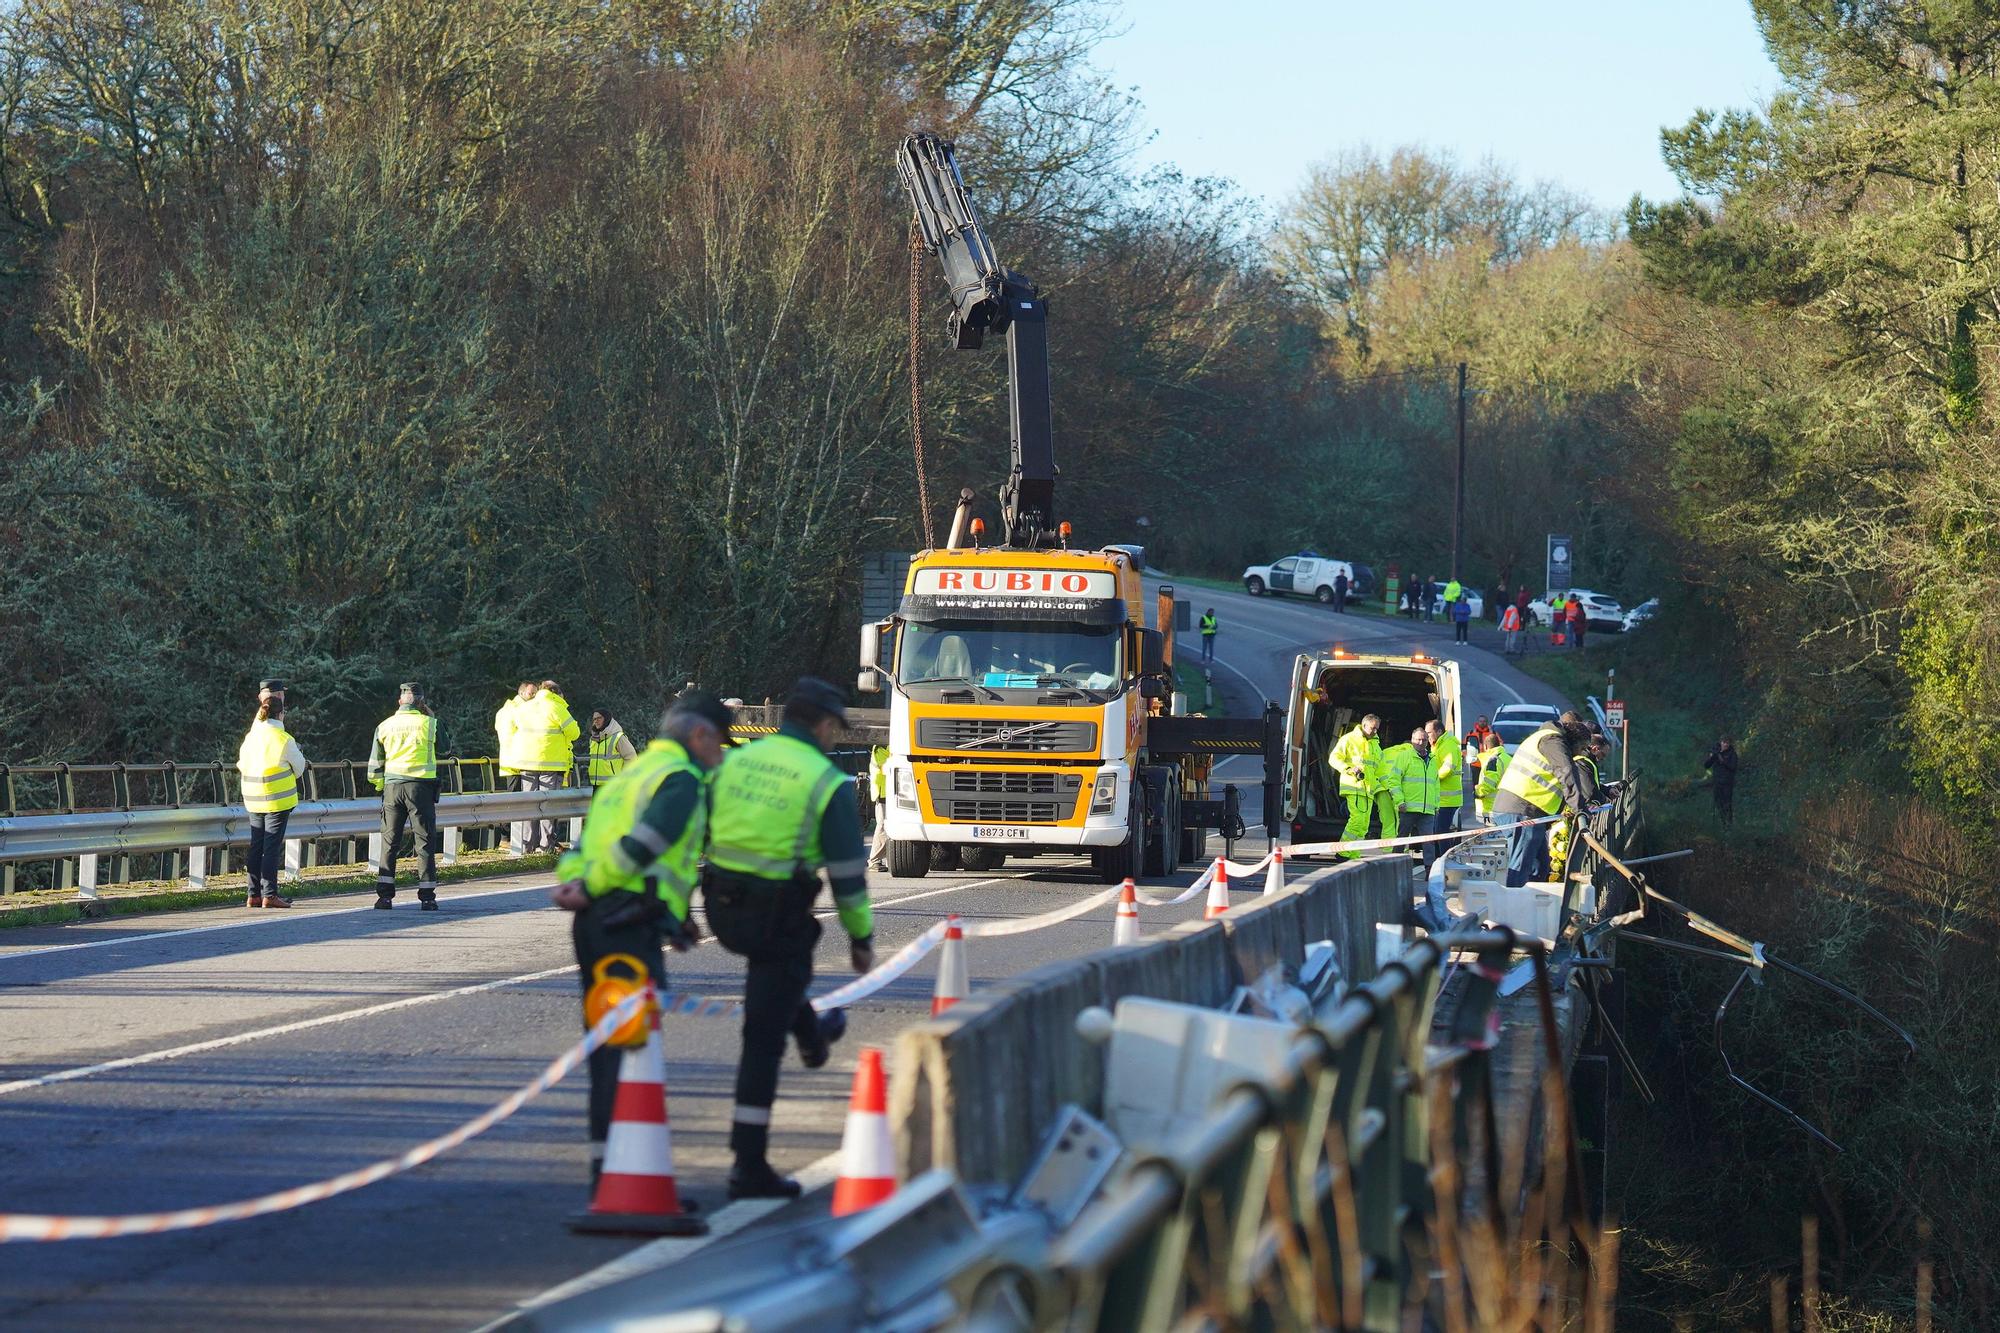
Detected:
[{"left": 2, "top": 1, "right": 1996, "bottom": 1323}]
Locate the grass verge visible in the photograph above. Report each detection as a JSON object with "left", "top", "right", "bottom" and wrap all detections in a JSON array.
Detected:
[
  {"left": 1172, "top": 660, "right": 1216, "bottom": 714},
  {"left": 0, "top": 850, "right": 561, "bottom": 929}
]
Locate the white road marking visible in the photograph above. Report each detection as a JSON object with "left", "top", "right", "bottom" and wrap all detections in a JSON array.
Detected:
[
  {"left": 486, "top": 1152, "right": 846, "bottom": 1326},
  {"left": 0, "top": 871, "right": 1065, "bottom": 1098},
  {"left": 0, "top": 880, "right": 556, "bottom": 963}
]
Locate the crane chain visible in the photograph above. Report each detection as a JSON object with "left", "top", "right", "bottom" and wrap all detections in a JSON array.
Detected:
[{"left": 908, "top": 223, "right": 936, "bottom": 549}]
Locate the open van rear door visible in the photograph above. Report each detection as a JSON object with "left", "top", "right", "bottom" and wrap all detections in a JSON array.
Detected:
[{"left": 1283, "top": 654, "right": 1317, "bottom": 823}]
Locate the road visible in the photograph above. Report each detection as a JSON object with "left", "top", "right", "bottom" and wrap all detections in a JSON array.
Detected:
[{"left": 0, "top": 577, "right": 1568, "bottom": 1331}]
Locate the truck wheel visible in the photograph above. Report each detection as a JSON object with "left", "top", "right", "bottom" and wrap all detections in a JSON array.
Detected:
[
  {"left": 1315, "top": 584, "right": 1334, "bottom": 604},
  {"left": 1180, "top": 822, "right": 1210, "bottom": 864},
  {"left": 1143, "top": 773, "right": 1181, "bottom": 877},
  {"left": 1245, "top": 576, "right": 1265, "bottom": 596},
  {"left": 887, "top": 840, "right": 929, "bottom": 879},
  {"left": 931, "top": 844, "right": 962, "bottom": 872},
  {"left": 960, "top": 846, "right": 1003, "bottom": 872}
]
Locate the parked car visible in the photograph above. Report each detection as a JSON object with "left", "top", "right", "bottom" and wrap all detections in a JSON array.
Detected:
[
  {"left": 1241, "top": 553, "right": 1359, "bottom": 605},
  {"left": 1489, "top": 703, "right": 1560, "bottom": 753},
  {"left": 1347, "top": 563, "right": 1377, "bottom": 598},
  {"left": 1427, "top": 587, "right": 1484, "bottom": 619},
  {"left": 1623, "top": 598, "right": 1659, "bottom": 631},
  {"left": 1527, "top": 589, "right": 1625, "bottom": 633}
]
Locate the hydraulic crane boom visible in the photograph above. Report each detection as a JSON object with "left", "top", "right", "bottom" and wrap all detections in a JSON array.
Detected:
[{"left": 897, "top": 132, "right": 1057, "bottom": 549}]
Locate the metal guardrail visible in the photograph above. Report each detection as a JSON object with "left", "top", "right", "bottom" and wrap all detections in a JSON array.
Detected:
[
  {"left": 0, "top": 785, "right": 591, "bottom": 897},
  {"left": 512, "top": 928, "right": 1603, "bottom": 1332}
]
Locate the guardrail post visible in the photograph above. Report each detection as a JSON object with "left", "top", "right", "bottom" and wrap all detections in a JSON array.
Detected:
[
  {"left": 368, "top": 832, "right": 384, "bottom": 879},
  {"left": 110, "top": 765, "right": 132, "bottom": 884},
  {"left": 567, "top": 813, "right": 584, "bottom": 846},
  {"left": 441, "top": 826, "right": 461, "bottom": 867},
  {"left": 187, "top": 844, "right": 208, "bottom": 891},
  {"left": 508, "top": 774, "right": 527, "bottom": 858},
  {"left": 77, "top": 852, "right": 100, "bottom": 901}
]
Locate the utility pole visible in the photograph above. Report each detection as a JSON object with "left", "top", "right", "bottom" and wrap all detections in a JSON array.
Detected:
[{"left": 1451, "top": 361, "right": 1467, "bottom": 583}]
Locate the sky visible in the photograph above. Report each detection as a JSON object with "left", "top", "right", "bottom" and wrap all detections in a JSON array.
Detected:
[{"left": 1092, "top": 0, "right": 1782, "bottom": 216}]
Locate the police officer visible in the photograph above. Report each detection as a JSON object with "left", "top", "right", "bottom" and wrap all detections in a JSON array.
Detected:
[
  {"left": 237, "top": 678, "right": 305, "bottom": 909},
  {"left": 704, "top": 677, "right": 874, "bottom": 1200},
  {"left": 368, "top": 682, "right": 440, "bottom": 910},
  {"left": 553, "top": 692, "right": 729, "bottom": 1191},
  {"left": 1491, "top": 711, "right": 1593, "bottom": 887},
  {"left": 1199, "top": 608, "right": 1217, "bottom": 663}
]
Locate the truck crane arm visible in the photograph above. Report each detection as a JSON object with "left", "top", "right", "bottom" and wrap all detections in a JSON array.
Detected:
[{"left": 897, "top": 132, "right": 1056, "bottom": 550}]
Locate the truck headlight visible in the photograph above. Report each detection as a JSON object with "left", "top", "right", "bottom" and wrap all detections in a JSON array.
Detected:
[
  {"left": 894, "top": 768, "right": 917, "bottom": 809},
  {"left": 1090, "top": 772, "right": 1119, "bottom": 814}
]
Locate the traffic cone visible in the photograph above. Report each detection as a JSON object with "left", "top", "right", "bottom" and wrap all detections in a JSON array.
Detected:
[
  {"left": 1204, "top": 857, "right": 1231, "bottom": 919},
  {"left": 1263, "top": 846, "right": 1285, "bottom": 897},
  {"left": 1113, "top": 878, "right": 1140, "bottom": 946},
  {"left": 931, "top": 916, "right": 968, "bottom": 1016},
  {"left": 569, "top": 990, "right": 706, "bottom": 1236},
  {"left": 831, "top": 1047, "right": 896, "bottom": 1216}
]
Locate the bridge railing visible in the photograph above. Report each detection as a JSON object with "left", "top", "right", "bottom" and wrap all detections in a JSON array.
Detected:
[{"left": 0, "top": 763, "right": 590, "bottom": 896}]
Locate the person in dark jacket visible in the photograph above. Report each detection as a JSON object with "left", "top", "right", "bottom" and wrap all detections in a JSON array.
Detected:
[
  {"left": 1332, "top": 570, "right": 1349, "bottom": 613},
  {"left": 1703, "top": 735, "right": 1739, "bottom": 825},
  {"left": 1450, "top": 592, "right": 1472, "bottom": 643}
]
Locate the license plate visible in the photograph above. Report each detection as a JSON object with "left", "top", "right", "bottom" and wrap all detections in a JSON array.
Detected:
[{"left": 970, "top": 826, "right": 1031, "bottom": 841}]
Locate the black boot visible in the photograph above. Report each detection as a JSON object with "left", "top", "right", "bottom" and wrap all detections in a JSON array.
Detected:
[
  {"left": 797, "top": 1007, "right": 846, "bottom": 1070},
  {"left": 728, "top": 1158, "right": 802, "bottom": 1200}
]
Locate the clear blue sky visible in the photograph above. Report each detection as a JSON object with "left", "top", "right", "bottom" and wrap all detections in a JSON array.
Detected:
[{"left": 1093, "top": 0, "right": 1780, "bottom": 214}]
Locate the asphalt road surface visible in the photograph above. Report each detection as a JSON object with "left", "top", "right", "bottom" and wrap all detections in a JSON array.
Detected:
[{"left": 0, "top": 577, "right": 1567, "bottom": 1331}]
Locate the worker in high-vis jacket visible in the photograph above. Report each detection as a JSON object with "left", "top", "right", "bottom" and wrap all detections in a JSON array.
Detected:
[
  {"left": 586, "top": 709, "right": 638, "bottom": 789},
  {"left": 1329, "top": 713, "right": 1395, "bottom": 857},
  {"left": 1427, "top": 720, "right": 1465, "bottom": 836},
  {"left": 517, "top": 679, "right": 581, "bottom": 853},
  {"left": 1381, "top": 727, "right": 1439, "bottom": 868},
  {"left": 236, "top": 678, "right": 305, "bottom": 909},
  {"left": 553, "top": 691, "right": 729, "bottom": 1194},
  {"left": 368, "top": 682, "right": 440, "bottom": 910},
  {"left": 703, "top": 677, "right": 874, "bottom": 1200},
  {"left": 1491, "top": 713, "right": 1594, "bottom": 887},
  {"left": 1473, "top": 736, "right": 1509, "bottom": 823},
  {"left": 865, "top": 743, "right": 891, "bottom": 871}
]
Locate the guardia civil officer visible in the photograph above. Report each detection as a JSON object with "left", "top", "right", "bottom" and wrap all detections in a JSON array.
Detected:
[
  {"left": 237, "top": 678, "right": 306, "bottom": 908},
  {"left": 704, "top": 677, "right": 874, "bottom": 1200},
  {"left": 553, "top": 691, "right": 730, "bottom": 1190},
  {"left": 368, "top": 682, "right": 440, "bottom": 909}
]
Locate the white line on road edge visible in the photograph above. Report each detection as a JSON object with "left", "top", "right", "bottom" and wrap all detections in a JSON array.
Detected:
[
  {"left": 0, "top": 880, "right": 557, "bottom": 963},
  {"left": 0, "top": 873, "right": 1050, "bottom": 1099},
  {"left": 483, "top": 1151, "right": 846, "bottom": 1328}
]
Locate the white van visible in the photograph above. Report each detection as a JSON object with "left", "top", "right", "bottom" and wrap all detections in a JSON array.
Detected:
[
  {"left": 1282, "top": 648, "right": 1464, "bottom": 846},
  {"left": 1241, "top": 553, "right": 1356, "bottom": 605}
]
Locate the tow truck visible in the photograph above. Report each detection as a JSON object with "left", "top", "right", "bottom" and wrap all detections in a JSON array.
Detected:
[{"left": 857, "top": 133, "right": 1280, "bottom": 883}]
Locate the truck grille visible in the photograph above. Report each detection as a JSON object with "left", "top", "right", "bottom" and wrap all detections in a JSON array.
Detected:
[
  {"left": 926, "top": 770, "right": 1082, "bottom": 824},
  {"left": 916, "top": 718, "right": 1098, "bottom": 752}
]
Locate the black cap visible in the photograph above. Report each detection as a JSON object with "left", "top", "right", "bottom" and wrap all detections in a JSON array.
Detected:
[
  {"left": 258, "top": 678, "right": 285, "bottom": 696},
  {"left": 399, "top": 681, "right": 423, "bottom": 697},
  {"left": 666, "top": 690, "right": 737, "bottom": 746},
  {"left": 788, "top": 676, "right": 850, "bottom": 726}
]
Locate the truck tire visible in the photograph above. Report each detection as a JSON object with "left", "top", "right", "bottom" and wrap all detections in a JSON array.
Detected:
[
  {"left": 1092, "top": 790, "right": 1144, "bottom": 884},
  {"left": 1315, "top": 584, "right": 1334, "bottom": 604},
  {"left": 1143, "top": 772, "right": 1180, "bottom": 878},
  {"left": 1180, "top": 822, "right": 1210, "bottom": 864},
  {"left": 887, "top": 840, "right": 929, "bottom": 879},
  {"left": 960, "top": 846, "right": 1004, "bottom": 872},
  {"left": 931, "top": 844, "right": 962, "bottom": 872},
  {"left": 1245, "top": 576, "right": 1265, "bottom": 596}
]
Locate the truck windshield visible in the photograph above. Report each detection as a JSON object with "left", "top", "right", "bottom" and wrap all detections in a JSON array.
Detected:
[{"left": 898, "top": 620, "right": 1122, "bottom": 691}]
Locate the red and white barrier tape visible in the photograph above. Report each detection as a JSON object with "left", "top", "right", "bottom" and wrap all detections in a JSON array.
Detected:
[
  {"left": 812, "top": 920, "right": 949, "bottom": 1011},
  {"left": 958, "top": 886, "right": 1122, "bottom": 939},
  {"left": 0, "top": 991, "right": 648, "bottom": 1243},
  {"left": 1288, "top": 811, "right": 1562, "bottom": 859}
]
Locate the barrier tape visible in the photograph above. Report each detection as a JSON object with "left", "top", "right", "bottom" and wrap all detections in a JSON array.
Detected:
[
  {"left": 0, "top": 991, "right": 648, "bottom": 1243},
  {"left": 1289, "top": 810, "right": 1566, "bottom": 859},
  {"left": 1132, "top": 872, "right": 1218, "bottom": 908},
  {"left": 959, "top": 887, "right": 1122, "bottom": 939},
  {"left": 811, "top": 920, "right": 949, "bottom": 1012}
]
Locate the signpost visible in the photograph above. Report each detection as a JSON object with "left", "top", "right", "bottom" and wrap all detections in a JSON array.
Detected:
[
  {"left": 1546, "top": 533, "right": 1573, "bottom": 594},
  {"left": 1604, "top": 700, "right": 1628, "bottom": 779}
]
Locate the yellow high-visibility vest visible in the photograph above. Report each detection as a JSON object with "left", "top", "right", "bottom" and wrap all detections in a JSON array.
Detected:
[{"left": 238, "top": 721, "right": 299, "bottom": 813}]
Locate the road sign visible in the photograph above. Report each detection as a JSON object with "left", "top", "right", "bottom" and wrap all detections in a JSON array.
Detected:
[
  {"left": 1546, "top": 534, "right": 1572, "bottom": 592},
  {"left": 1604, "top": 701, "right": 1626, "bottom": 730}
]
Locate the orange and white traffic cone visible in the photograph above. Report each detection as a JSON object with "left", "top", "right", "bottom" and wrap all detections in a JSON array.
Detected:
[
  {"left": 569, "top": 990, "right": 707, "bottom": 1236},
  {"left": 1263, "top": 846, "right": 1285, "bottom": 896},
  {"left": 931, "top": 916, "right": 968, "bottom": 1016},
  {"left": 1112, "top": 878, "right": 1141, "bottom": 946},
  {"left": 831, "top": 1047, "right": 896, "bottom": 1216},
  {"left": 1204, "top": 857, "right": 1231, "bottom": 919}
]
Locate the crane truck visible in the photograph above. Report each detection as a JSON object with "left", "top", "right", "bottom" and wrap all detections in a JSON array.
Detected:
[{"left": 857, "top": 133, "right": 1280, "bottom": 884}]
